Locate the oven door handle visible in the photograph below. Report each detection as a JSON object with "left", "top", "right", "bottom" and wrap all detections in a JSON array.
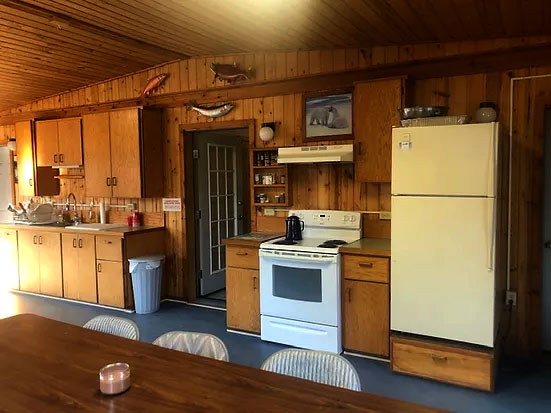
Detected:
[{"left": 260, "top": 249, "right": 338, "bottom": 263}]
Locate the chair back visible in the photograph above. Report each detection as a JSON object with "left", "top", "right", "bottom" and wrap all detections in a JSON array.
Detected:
[
  {"left": 83, "top": 316, "right": 140, "bottom": 340},
  {"left": 261, "top": 349, "right": 361, "bottom": 391},
  {"left": 153, "top": 331, "right": 229, "bottom": 361}
]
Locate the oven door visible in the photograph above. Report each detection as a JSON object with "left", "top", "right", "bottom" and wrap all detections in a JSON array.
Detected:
[{"left": 259, "top": 248, "right": 340, "bottom": 326}]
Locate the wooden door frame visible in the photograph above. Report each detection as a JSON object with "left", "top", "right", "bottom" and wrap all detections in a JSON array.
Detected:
[{"left": 180, "top": 119, "right": 255, "bottom": 302}]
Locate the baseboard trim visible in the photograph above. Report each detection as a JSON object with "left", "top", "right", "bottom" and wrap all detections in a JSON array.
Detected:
[
  {"left": 343, "top": 351, "right": 390, "bottom": 363},
  {"left": 227, "top": 328, "right": 260, "bottom": 338},
  {"left": 10, "top": 290, "right": 134, "bottom": 313}
]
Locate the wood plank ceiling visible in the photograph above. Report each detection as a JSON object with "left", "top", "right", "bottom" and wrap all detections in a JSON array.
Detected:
[{"left": 1, "top": 0, "right": 549, "bottom": 111}]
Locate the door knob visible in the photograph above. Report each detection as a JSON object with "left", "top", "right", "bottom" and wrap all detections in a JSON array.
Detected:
[{"left": 545, "top": 241, "right": 551, "bottom": 249}]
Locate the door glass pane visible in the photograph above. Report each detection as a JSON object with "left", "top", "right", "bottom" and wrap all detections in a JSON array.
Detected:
[
  {"left": 209, "top": 172, "right": 217, "bottom": 195},
  {"left": 226, "top": 149, "right": 233, "bottom": 171},
  {"left": 218, "top": 172, "right": 226, "bottom": 194},
  {"left": 217, "top": 147, "right": 225, "bottom": 171},
  {"left": 219, "top": 196, "right": 227, "bottom": 220},
  {"left": 210, "top": 222, "right": 218, "bottom": 246},
  {"left": 228, "top": 219, "right": 235, "bottom": 237},
  {"left": 220, "top": 245, "right": 226, "bottom": 269},
  {"left": 220, "top": 221, "right": 227, "bottom": 241},
  {"left": 209, "top": 145, "right": 216, "bottom": 171},
  {"left": 227, "top": 172, "right": 234, "bottom": 194},
  {"left": 272, "top": 265, "right": 322, "bottom": 302},
  {"left": 211, "top": 246, "right": 219, "bottom": 271},
  {"left": 210, "top": 197, "right": 218, "bottom": 221}
]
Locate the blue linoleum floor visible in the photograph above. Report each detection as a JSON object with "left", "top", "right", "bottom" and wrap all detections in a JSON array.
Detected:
[{"left": 1, "top": 291, "right": 550, "bottom": 412}]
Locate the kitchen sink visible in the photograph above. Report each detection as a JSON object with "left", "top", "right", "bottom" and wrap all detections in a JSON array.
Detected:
[{"left": 68, "top": 223, "right": 127, "bottom": 231}]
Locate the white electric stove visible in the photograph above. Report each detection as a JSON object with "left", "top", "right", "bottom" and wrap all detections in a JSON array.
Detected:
[{"left": 259, "top": 210, "right": 362, "bottom": 353}]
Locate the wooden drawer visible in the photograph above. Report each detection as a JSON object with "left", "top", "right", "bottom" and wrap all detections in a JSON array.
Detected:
[
  {"left": 96, "top": 235, "right": 122, "bottom": 262},
  {"left": 391, "top": 336, "right": 494, "bottom": 391},
  {"left": 342, "top": 254, "right": 389, "bottom": 283},
  {"left": 226, "top": 246, "right": 259, "bottom": 270}
]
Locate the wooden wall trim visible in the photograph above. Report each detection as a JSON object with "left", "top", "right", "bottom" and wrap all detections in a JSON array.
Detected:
[{"left": 3, "top": 43, "right": 551, "bottom": 126}]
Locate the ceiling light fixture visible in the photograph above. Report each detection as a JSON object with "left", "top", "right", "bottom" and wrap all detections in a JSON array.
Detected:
[{"left": 259, "top": 122, "right": 276, "bottom": 142}]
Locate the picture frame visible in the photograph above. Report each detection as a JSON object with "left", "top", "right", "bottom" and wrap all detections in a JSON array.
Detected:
[{"left": 303, "top": 90, "right": 353, "bottom": 141}]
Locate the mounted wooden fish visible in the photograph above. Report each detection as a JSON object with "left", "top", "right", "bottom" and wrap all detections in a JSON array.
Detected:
[
  {"left": 210, "top": 63, "right": 254, "bottom": 84},
  {"left": 186, "top": 102, "right": 234, "bottom": 118},
  {"left": 142, "top": 73, "right": 169, "bottom": 97}
]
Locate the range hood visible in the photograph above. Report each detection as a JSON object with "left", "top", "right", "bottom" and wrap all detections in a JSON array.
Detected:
[{"left": 277, "top": 144, "right": 353, "bottom": 164}]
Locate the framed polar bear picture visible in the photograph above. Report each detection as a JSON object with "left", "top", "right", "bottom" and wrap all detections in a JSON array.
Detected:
[{"left": 303, "top": 90, "right": 353, "bottom": 141}]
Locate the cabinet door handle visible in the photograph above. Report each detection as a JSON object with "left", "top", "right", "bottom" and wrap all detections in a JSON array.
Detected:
[
  {"left": 59, "top": 154, "right": 64, "bottom": 163},
  {"left": 106, "top": 177, "right": 111, "bottom": 187},
  {"left": 359, "top": 262, "right": 374, "bottom": 268},
  {"left": 72, "top": 238, "right": 77, "bottom": 248},
  {"left": 431, "top": 355, "right": 448, "bottom": 363},
  {"left": 78, "top": 239, "right": 83, "bottom": 249},
  {"left": 97, "top": 263, "right": 102, "bottom": 273},
  {"left": 38, "top": 236, "right": 43, "bottom": 245},
  {"left": 236, "top": 252, "right": 248, "bottom": 256},
  {"left": 112, "top": 177, "right": 117, "bottom": 186},
  {"left": 53, "top": 154, "right": 58, "bottom": 164},
  {"left": 347, "top": 287, "right": 352, "bottom": 303},
  {"left": 33, "top": 235, "right": 37, "bottom": 245},
  {"left": 105, "top": 240, "right": 112, "bottom": 245},
  {"left": 252, "top": 276, "right": 257, "bottom": 290},
  {"left": 28, "top": 178, "right": 33, "bottom": 187}
]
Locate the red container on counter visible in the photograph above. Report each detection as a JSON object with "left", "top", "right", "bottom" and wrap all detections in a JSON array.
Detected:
[
  {"left": 127, "top": 215, "right": 133, "bottom": 227},
  {"left": 132, "top": 212, "right": 141, "bottom": 227}
]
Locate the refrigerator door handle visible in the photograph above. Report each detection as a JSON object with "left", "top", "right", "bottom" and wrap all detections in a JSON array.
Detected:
[
  {"left": 487, "top": 198, "right": 496, "bottom": 271},
  {"left": 487, "top": 126, "right": 498, "bottom": 197}
]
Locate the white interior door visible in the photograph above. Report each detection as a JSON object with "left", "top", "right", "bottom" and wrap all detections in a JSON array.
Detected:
[
  {"left": 0, "top": 147, "right": 13, "bottom": 222},
  {"left": 392, "top": 123, "right": 498, "bottom": 197},
  {"left": 391, "top": 195, "right": 496, "bottom": 347}
]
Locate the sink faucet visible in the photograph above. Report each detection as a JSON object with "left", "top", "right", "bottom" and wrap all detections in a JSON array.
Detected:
[{"left": 65, "top": 193, "right": 81, "bottom": 225}]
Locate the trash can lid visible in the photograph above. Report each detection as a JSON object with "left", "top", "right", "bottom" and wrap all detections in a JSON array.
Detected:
[{"left": 128, "top": 255, "right": 165, "bottom": 263}]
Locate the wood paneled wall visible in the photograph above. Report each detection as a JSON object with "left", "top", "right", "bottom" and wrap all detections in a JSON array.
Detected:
[{"left": 2, "top": 36, "right": 551, "bottom": 357}]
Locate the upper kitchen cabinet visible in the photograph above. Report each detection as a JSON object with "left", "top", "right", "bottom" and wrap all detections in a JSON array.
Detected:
[
  {"left": 15, "top": 120, "right": 59, "bottom": 197},
  {"left": 82, "top": 108, "right": 163, "bottom": 198},
  {"left": 35, "top": 117, "right": 83, "bottom": 167},
  {"left": 354, "top": 78, "right": 404, "bottom": 182}
]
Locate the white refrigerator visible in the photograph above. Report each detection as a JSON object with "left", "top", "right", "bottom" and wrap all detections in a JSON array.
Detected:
[{"left": 391, "top": 123, "right": 499, "bottom": 348}]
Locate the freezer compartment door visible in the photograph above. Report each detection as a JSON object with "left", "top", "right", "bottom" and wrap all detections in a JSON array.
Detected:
[
  {"left": 392, "top": 123, "right": 498, "bottom": 197},
  {"left": 391, "top": 196, "right": 496, "bottom": 347}
]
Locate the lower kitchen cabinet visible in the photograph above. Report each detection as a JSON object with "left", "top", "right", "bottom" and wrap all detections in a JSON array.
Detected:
[
  {"left": 226, "top": 267, "right": 260, "bottom": 333},
  {"left": 19, "top": 231, "right": 62, "bottom": 297},
  {"left": 342, "top": 279, "right": 389, "bottom": 357},
  {"left": 97, "top": 260, "right": 124, "bottom": 308},
  {"left": 62, "top": 233, "right": 97, "bottom": 303},
  {"left": 0, "top": 229, "right": 19, "bottom": 290}
]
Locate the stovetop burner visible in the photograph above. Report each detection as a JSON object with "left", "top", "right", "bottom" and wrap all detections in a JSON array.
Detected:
[
  {"left": 274, "top": 239, "right": 298, "bottom": 245},
  {"left": 317, "top": 243, "right": 339, "bottom": 248}
]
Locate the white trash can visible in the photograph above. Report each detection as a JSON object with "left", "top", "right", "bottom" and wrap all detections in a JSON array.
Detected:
[{"left": 129, "top": 255, "right": 165, "bottom": 314}]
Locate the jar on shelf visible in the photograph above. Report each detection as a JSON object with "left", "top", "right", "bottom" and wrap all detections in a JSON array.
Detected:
[
  {"left": 475, "top": 102, "right": 497, "bottom": 123},
  {"left": 280, "top": 175, "right": 286, "bottom": 184}
]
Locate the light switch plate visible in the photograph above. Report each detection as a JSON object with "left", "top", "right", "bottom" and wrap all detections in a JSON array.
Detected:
[
  {"left": 379, "top": 211, "right": 391, "bottom": 220},
  {"left": 264, "top": 208, "right": 275, "bottom": 216},
  {"left": 506, "top": 290, "right": 517, "bottom": 306}
]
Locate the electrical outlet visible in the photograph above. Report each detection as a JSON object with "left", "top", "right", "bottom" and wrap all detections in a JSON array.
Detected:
[
  {"left": 506, "top": 290, "right": 517, "bottom": 306},
  {"left": 379, "top": 211, "right": 392, "bottom": 220},
  {"left": 264, "top": 208, "right": 275, "bottom": 217}
]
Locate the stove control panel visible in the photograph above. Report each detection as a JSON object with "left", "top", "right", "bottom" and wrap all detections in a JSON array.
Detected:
[{"left": 289, "top": 210, "right": 361, "bottom": 229}]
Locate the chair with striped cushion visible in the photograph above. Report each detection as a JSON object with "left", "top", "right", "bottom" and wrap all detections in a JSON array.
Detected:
[
  {"left": 261, "top": 349, "right": 361, "bottom": 391},
  {"left": 83, "top": 315, "right": 140, "bottom": 340},
  {"left": 153, "top": 331, "right": 229, "bottom": 361}
]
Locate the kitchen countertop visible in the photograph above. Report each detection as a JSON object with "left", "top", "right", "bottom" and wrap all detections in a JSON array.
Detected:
[
  {"left": 222, "top": 232, "right": 283, "bottom": 248},
  {"left": 340, "top": 238, "right": 391, "bottom": 257},
  {"left": 0, "top": 222, "right": 165, "bottom": 237}
]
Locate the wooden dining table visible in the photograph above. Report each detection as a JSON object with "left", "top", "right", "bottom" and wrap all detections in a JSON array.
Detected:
[{"left": 0, "top": 314, "right": 444, "bottom": 412}]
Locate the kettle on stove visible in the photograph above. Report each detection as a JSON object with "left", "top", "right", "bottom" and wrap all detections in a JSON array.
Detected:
[{"left": 285, "top": 215, "right": 304, "bottom": 241}]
